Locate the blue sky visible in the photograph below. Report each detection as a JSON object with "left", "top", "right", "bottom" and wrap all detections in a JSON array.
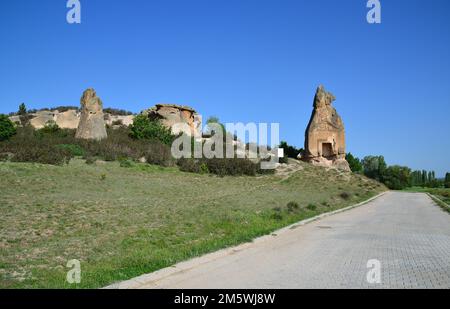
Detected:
[{"left": 1, "top": 0, "right": 449, "bottom": 176}]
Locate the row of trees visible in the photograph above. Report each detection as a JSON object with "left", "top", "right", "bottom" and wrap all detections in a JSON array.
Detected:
[
  {"left": 346, "top": 153, "right": 449, "bottom": 190},
  {"left": 410, "top": 170, "right": 439, "bottom": 187}
]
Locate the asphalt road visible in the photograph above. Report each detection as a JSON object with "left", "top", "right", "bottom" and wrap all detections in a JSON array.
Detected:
[{"left": 115, "top": 192, "right": 450, "bottom": 289}]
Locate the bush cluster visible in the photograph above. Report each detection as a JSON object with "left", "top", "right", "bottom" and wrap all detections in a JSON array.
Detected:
[
  {"left": 1, "top": 115, "right": 278, "bottom": 178},
  {"left": 145, "top": 141, "right": 175, "bottom": 167},
  {"left": 0, "top": 126, "right": 165, "bottom": 166},
  {"left": 177, "top": 158, "right": 272, "bottom": 176},
  {"left": 129, "top": 114, "right": 175, "bottom": 145},
  {"left": 0, "top": 114, "right": 17, "bottom": 141}
]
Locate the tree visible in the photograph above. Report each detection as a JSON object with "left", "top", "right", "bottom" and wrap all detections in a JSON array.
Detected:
[
  {"left": 129, "top": 114, "right": 175, "bottom": 145},
  {"left": 428, "top": 171, "right": 434, "bottom": 182},
  {"left": 445, "top": 173, "right": 450, "bottom": 189},
  {"left": 18, "top": 103, "right": 27, "bottom": 116},
  {"left": 346, "top": 153, "right": 363, "bottom": 173},
  {"left": 279, "top": 141, "right": 302, "bottom": 160},
  {"left": 410, "top": 170, "right": 422, "bottom": 186},
  {"left": 382, "top": 165, "right": 411, "bottom": 190},
  {"left": 0, "top": 114, "right": 17, "bottom": 141},
  {"left": 422, "top": 170, "right": 428, "bottom": 184},
  {"left": 361, "top": 155, "right": 387, "bottom": 181}
]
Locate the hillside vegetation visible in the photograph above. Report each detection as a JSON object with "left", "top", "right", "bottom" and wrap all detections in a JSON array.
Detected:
[{"left": 0, "top": 159, "right": 385, "bottom": 288}]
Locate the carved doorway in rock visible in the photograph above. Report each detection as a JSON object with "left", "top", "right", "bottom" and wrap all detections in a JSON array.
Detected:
[{"left": 321, "top": 143, "right": 334, "bottom": 159}]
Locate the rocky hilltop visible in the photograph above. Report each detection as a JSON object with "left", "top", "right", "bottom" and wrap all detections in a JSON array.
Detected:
[
  {"left": 9, "top": 109, "right": 134, "bottom": 130},
  {"left": 142, "top": 104, "right": 202, "bottom": 137}
]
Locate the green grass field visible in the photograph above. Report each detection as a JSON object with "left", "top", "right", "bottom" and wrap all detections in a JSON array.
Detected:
[{"left": 0, "top": 159, "right": 385, "bottom": 288}]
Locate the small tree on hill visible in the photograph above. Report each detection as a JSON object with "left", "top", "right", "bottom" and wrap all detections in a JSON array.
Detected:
[
  {"left": 18, "top": 103, "right": 27, "bottom": 116},
  {"left": 129, "top": 114, "right": 175, "bottom": 145},
  {"left": 346, "top": 152, "right": 363, "bottom": 173},
  {"left": 0, "top": 114, "right": 17, "bottom": 141}
]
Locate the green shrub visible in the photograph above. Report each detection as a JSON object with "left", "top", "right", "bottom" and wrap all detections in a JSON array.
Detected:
[
  {"left": 346, "top": 153, "right": 363, "bottom": 173},
  {"left": 129, "top": 114, "right": 175, "bottom": 145},
  {"left": 306, "top": 204, "right": 317, "bottom": 211},
  {"left": 34, "top": 122, "right": 72, "bottom": 139},
  {"left": 287, "top": 202, "right": 299, "bottom": 213},
  {"left": 177, "top": 157, "right": 272, "bottom": 177},
  {"left": 79, "top": 127, "right": 149, "bottom": 161},
  {"left": 145, "top": 141, "right": 175, "bottom": 167},
  {"left": 119, "top": 157, "right": 133, "bottom": 168},
  {"left": 340, "top": 192, "right": 351, "bottom": 200},
  {"left": 279, "top": 156, "right": 289, "bottom": 164},
  {"left": 0, "top": 114, "right": 17, "bottom": 141},
  {"left": 271, "top": 207, "right": 283, "bottom": 220},
  {"left": 199, "top": 163, "right": 209, "bottom": 174},
  {"left": 56, "top": 144, "right": 85, "bottom": 156},
  {"left": 11, "top": 143, "right": 73, "bottom": 165},
  {"left": 205, "top": 158, "right": 256, "bottom": 176},
  {"left": 178, "top": 158, "right": 201, "bottom": 173}
]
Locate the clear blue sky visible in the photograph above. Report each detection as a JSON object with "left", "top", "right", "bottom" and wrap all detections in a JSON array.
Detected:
[{"left": 1, "top": 0, "right": 449, "bottom": 176}]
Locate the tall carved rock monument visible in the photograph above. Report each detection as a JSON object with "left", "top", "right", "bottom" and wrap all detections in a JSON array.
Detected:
[
  {"left": 75, "top": 88, "right": 107, "bottom": 140},
  {"left": 303, "top": 85, "right": 350, "bottom": 171}
]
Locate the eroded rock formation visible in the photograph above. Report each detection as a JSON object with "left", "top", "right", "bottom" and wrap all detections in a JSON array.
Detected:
[
  {"left": 143, "top": 104, "right": 202, "bottom": 137},
  {"left": 303, "top": 85, "right": 350, "bottom": 171},
  {"left": 75, "top": 88, "right": 108, "bottom": 140}
]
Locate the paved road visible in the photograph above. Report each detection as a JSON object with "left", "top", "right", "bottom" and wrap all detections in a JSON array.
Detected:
[{"left": 122, "top": 192, "right": 450, "bottom": 289}]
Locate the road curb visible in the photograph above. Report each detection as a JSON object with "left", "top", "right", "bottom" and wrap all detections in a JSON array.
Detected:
[
  {"left": 104, "top": 191, "right": 388, "bottom": 289},
  {"left": 426, "top": 193, "right": 450, "bottom": 210}
]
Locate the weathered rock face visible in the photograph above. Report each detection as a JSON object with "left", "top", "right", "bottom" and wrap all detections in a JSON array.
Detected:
[
  {"left": 55, "top": 110, "right": 79, "bottom": 129},
  {"left": 303, "top": 85, "right": 350, "bottom": 171},
  {"left": 11, "top": 110, "right": 134, "bottom": 130},
  {"left": 75, "top": 89, "right": 107, "bottom": 140},
  {"left": 30, "top": 111, "right": 55, "bottom": 129},
  {"left": 143, "top": 104, "right": 202, "bottom": 137}
]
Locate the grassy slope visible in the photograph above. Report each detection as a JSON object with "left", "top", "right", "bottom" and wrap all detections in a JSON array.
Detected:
[{"left": 0, "top": 159, "right": 385, "bottom": 288}]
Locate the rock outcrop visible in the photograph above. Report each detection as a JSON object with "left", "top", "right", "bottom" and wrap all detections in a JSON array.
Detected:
[
  {"left": 55, "top": 110, "right": 79, "bottom": 129},
  {"left": 29, "top": 111, "right": 55, "bottom": 129},
  {"left": 143, "top": 104, "right": 202, "bottom": 137},
  {"left": 302, "top": 85, "right": 350, "bottom": 171},
  {"left": 11, "top": 110, "right": 134, "bottom": 130},
  {"left": 75, "top": 89, "right": 107, "bottom": 140}
]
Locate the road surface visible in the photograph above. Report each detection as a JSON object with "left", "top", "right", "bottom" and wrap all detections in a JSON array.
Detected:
[{"left": 114, "top": 192, "right": 450, "bottom": 289}]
